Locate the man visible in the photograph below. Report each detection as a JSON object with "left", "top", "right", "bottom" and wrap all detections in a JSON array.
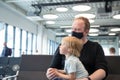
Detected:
[
  {"left": 46, "top": 17, "right": 108, "bottom": 80},
  {"left": 1, "top": 42, "right": 12, "bottom": 57}
]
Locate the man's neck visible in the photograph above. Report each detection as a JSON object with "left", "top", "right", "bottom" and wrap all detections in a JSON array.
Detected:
[{"left": 82, "top": 37, "right": 88, "bottom": 44}]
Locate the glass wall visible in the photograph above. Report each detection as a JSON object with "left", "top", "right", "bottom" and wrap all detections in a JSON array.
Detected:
[
  {"left": 0, "top": 22, "right": 37, "bottom": 57},
  {"left": 27, "top": 33, "right": 32, "bottom": 55},
  {"left": 48, "top": 40, "right": 59, "bottom": 55},
  {"left": 14, "top": 27, "right": 21, "bottom": 57},
  {"left": 1, "top": 21, "right": 119, "bottom": 56},
  {"left": 0, "top": 22, "right": 5, "bottom": 55},
  {"left": 89, "top": 36, "right": 119, "bottom": 55}
]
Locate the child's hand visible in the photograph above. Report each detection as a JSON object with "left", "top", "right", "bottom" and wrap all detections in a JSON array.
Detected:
[{"left": 46, "top": 68, "right": 57, "bottom": 79}]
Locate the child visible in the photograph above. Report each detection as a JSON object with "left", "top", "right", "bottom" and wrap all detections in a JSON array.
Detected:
[{"left": 53, "top": 36, "right": 88, "bottom": 80}]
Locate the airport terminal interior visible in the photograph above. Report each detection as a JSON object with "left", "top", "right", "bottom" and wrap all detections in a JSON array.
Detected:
[{"left": 0, "top": 0, "right": 120, "bottom": 80}]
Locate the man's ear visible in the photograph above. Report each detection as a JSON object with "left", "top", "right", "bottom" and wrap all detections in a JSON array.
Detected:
[{"left": 85, "top": 29, "right": 89, "bottom": 34}]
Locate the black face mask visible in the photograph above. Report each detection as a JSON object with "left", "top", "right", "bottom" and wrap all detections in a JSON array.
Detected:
[{"left": 72, "top": 31, "right": 83, "bottom": 39}]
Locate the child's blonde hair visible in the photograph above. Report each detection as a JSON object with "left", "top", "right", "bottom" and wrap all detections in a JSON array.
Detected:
[{"left": 62, "top": 36, "right": 83, "bottom": 57}]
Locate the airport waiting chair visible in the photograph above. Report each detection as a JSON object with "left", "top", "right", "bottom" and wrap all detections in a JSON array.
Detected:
[
  {"left": 105, "top": 56, "right": 120, "bottom": 80},
  {"left": 106, "top": 56, "right": 120, "bottom": 74},
  {"left": 0, "top": 57, "right": 8, "bottom": 79},
  {"left": 3, "top": 55, "right": 53, "bottom": 80},
  {"left": 5, "top": 57, "right": 21, "bottom": 76},
  {"left": 17, "top": 55, "right": 53, "bottom": 80},
  {"left": 1, "top": 57, "right": 21, "bottom": 80}
]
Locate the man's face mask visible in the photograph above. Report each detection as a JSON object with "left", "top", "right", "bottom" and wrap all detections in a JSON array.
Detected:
[{"left": 72, "top": 31, "right": 83, "bottom": 39}]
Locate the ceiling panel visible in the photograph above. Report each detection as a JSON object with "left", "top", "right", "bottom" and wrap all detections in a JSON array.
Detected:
[{"left": 2, "top": 0, "right": 120, "bottom": 36}]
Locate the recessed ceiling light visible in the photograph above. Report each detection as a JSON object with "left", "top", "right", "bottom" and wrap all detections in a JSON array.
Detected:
[
  {"left": 89, "top": 29, "right": 99, "bottom": 33},
  {"left": 72, "top": 5, "right": 91, "bottom": 11},
  {"left": 109, "top": 33, "right": 116, "bottom": 35},
  {"left": 110, "top": 28, "right": 120, "bottom": 31},
  {"left": 56, "top": 7, "right": 68, "bottom": 12},
  {"left": 75, "top": 13, "right": 95, "bottom": 19},
  {"left": 43, "top": 14, "right": 58, "bottom": 19},
  {"left": 46, "top": 21, "right": 55, "bottom": 24},
  {"left": 113, "top": 14, "right": 120, "bottom": 19}
]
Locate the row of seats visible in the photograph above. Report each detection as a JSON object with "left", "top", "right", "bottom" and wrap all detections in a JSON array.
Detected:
[
  {"left": 17, "top": 55, "right": 53, "bottom": 80},
  {"left": 0, "top": 57, "right": 21, "bottom": 79},
  {"left": 1, "top": 55, "right": 120, "bottom": 80},
  {"left": 0, "top": 55, "right": 53, "bottom": 80},
  {"left": 17, "top": 55, "right": 120, "bottom": 80}
]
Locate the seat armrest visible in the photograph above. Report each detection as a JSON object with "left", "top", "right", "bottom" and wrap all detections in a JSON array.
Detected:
[
  {"left": 2, "top": 75, "right": 17, "bottom": 80},
  {"left": 2, "top": 71, "right": 19, "bottom": 80}
]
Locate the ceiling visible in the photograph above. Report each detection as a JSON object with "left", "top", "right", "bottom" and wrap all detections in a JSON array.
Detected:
[{"left": 1, "top": 0, "right": 120, "bottom": 37}]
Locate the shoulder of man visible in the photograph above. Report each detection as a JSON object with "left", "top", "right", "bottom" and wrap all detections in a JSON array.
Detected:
[{"left": 87, "top": 40, "right": 99, "bottom": 45}]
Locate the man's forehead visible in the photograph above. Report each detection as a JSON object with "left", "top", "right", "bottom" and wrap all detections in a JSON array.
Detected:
[
  {"left": 72, "top": 20, "right": 85, "bottom": 25},
  {"left": 72, "top": 23, "right": 85, "bottom": 28}
]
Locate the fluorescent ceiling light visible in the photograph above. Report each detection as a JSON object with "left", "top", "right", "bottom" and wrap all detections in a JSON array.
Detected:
[
  {"left": 72, "top": 5, "right": 91, "bottom": 11},
  {"left": 75, "top": 13, "right": 95, "bottom": 19},
  {"left": 89, "top": 29, "right": 99, "bottom": 33},
  {"left": 89, "top": 33, "right": 98, "bottom": 36},
  {"left": 89, "top": 19, "right": 95, "bottom": 23},
  {"left": 43, "top": 14, "right": 58, "bottom": 19},
  {"left": 26, "top": 16, "right": 43, "bottom": 21},
  {"left": 56, "top": 7, "right": 68, "bottom": 12},
  {"left": 91, "top": 25, "right": 100, "bottom": 27},
  {"left": 46, "top": 21, "right": 55, "bottom": 24},
  {"left": 109, "top": 33, "right": 116, "bottom": 35},
  {"left": 56, "top": 33, "right": 65, "bottom": 35},
  {"left": 113, "top": 14, "right": 120, "bottom": 19},
  {"left": 60, "top": 26, "right": 72, "bottom": 28},
  {"left": 65, "top": 29, "right": 72, "bottom": 33},
  {"left": 6, "top": 0, "right": 34, "bottom": 2},
  {"left": 110, "top": 28, "right": 120, "bottom": 31}
]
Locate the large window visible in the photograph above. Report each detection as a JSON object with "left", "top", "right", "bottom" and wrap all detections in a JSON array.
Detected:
[
  {"left": 7, "top": 25, "right": 14, "bottom": 57},
  {"left": 0, "top": 22, "right": 37, "bottom": 57},
  {"left": 21, "top": 30, "right": 27, "bottom": 55},
  {"left": 14, "top": 27, "right": 20, "bottom": 57},
  {"left": 32, "top": 35, "right": 37, "bottom": 54},
  {"left": 48, "top": 40, "right": 59, "bottom": 55},
  {"left": 27, "top": 33, "right": 32, "bottom": 55},
  {"left": 0, "top": 22, "right": 5, "bottom": 56}
]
